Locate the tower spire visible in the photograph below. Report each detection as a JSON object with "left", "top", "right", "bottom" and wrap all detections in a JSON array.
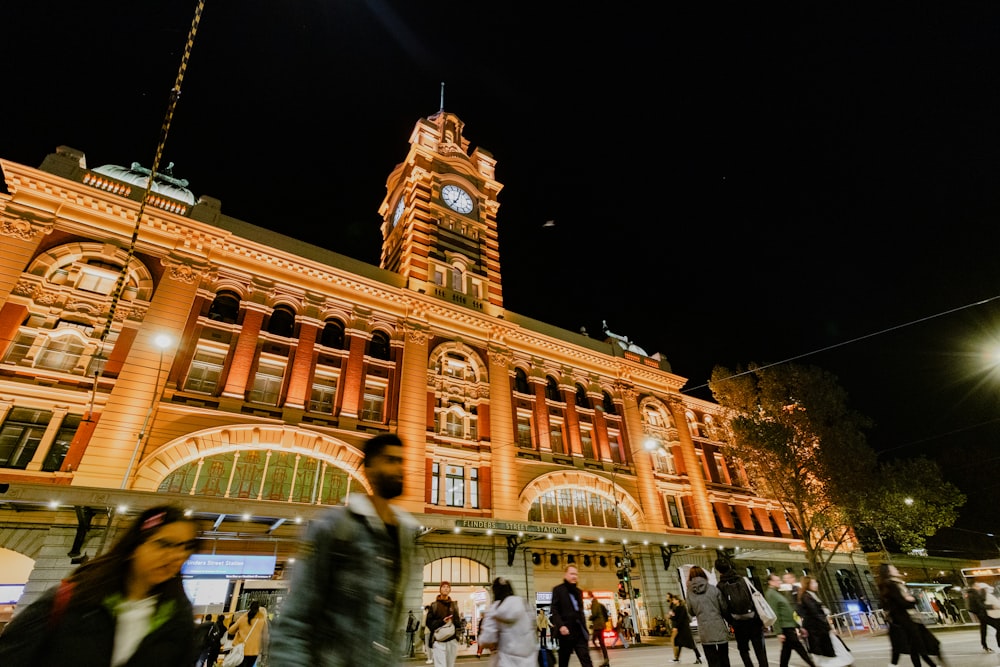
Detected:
[{"left": 439, "top": 81, "right": 445, "bottom": 112}]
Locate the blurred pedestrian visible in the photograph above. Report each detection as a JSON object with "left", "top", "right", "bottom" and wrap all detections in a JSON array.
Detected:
[
  {"left": 537, "top": 608, "right": 552, "bottom": 649},
  {"left": 715, "top": 558, "right": 767, "bottom": 667},
  {"left": 685, "top": 565, "right": 730, "bottom": 667},
  {"left": 268, "top": 433, "right": 419, "bottom": 667},
  {"left": 0, "top": 505, "right": 199, "bottom": 666},
  {"left": 765, "top": 573, "right": 816, "bottom": 667},
  {"left": 877, "top": 564, "right": 940, "bottom": 667},
  {"left": 588, "top": 593, "right": 609, "bottom": 667},
  {"left": 550, "top": 565, "right": 594, "bottom": 667},
  {"left": 480, "top": 577, "right": 535, "bottom": 667},
  {"left": 228, "top": 600, "right": 268, "bottom": 667},
  {"left": 668, "top": 592, "right": 702, "bottom": 664}
]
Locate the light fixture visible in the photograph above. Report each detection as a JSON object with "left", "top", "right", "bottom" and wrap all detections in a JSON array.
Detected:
[
  {"left": 48, "top": 500, "right": 59, "bottom": 509},
  {"left": 242, "top": 513, "right": 251, "bottom": 521},
  {"left": 117, "top": 505, "right": 129, "bottom": 514}
]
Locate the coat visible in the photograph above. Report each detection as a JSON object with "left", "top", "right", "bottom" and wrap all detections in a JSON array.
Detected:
[
  {"left": 0, "top": 582, "right": 196, "bottom": 667},
  {"left": 485, "top": 596, "right": 536, "bottom": 667},
  {"left": 795, "top": 592, "right": 834, "bottom": 657},
  {"left": 550, "top": 581, "right": 589, "bottom": 643},
  {"left": 669, "top": 601, "right": 697, "bottom": 650},
  {"left": 426, "top": 596, "right": 462, "bottom": 647},
  {"left": 686, "top": 576, "right": 730, "bottom": 645},
  {"left": 879, "top": 578, "right": 941, "bottom": 658},
  {"left": 765, "top": 586, "right": 798, "bottom": 630},
  {"left": 229, "top": 607, "right": 269, "bottom": 657},
  {"left": 268, "top": 493, "right": 420, "bottom": 667}
]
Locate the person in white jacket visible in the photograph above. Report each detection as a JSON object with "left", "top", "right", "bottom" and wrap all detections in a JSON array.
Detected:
[{"left": 478, "top": 577, "right": 536, "bottom": 667}]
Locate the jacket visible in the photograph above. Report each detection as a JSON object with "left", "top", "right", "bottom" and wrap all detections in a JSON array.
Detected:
[
  {"left": 486, "top": 596, "right": 536, "bottom": 667},
  {"left": 589, "top": 599, "right": 607, "bottom": 630},
  {"left": 550, "top": 581, "right": 589, "bottom": 641},
  {"left": 269, "top": 493, "right": 419, "bottom": 667},
  {"left": 426, "top": 596, "right": 462, "bottom": 645},
  {"left": 765, "top": 586, "right": 798, "bottom": 629},
  {"left": 229, "top": 607, "right": 268, "bottom": 657},
  {"left": 685, "top": 576, "right": 729, "bottom": 645},
  {"left": 0, "top": 582, "right": 196, "bottom": 667}
]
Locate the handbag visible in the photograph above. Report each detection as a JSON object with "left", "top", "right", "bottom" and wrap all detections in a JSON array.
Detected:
[
  {"left": 434, "top": 620, "right": 456, "bottom": 642},
  {"left": 745, "top": 577, "right": 778, "bottom": 627},
  {"left": 222, "top": 617, "right": 260, "bottom": 667}
]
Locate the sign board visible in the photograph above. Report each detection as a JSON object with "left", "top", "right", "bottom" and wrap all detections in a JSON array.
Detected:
[
  {"left": 455, "top": 519, "right": 566, "bottom": 535},
  {"left": 182, "top": 554, "right": 277, "bottom": 579},
  {"left": 536, "top": 592, "right": 553, "bottom": 604}
]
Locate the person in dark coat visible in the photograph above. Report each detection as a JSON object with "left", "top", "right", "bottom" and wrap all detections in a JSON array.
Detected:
[
  {"left": 715, "top": 558, "right": 767, "bottom": 667},
  {"left": 668, "top": 593, "right": 703, "bottom": 664},
  {"left": 0, "top": 505, "right": 199, "bottom": 667},
  {"left": 877, "top": 564, "right": 940, "bottom": 667},
  {"left": 550, "top": 565, "right": 594, "bottom": 667},
  {"left": 206, "top": 614, "right": 229, "bottom": 667},
  {"left": 795, "top": 576, "right": 835, "bottom": 660}
]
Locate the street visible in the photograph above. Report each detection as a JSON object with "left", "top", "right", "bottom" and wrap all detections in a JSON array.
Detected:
[{"left": 443, "top": 629, "right": 1000, "bottom": 667}]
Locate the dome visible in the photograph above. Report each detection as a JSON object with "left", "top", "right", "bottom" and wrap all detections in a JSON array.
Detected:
[{"left": 91, "top": 161, "right": 196, "bottom": 205}]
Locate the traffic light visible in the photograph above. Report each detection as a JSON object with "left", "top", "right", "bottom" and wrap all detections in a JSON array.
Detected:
[
  {"left": 633, "top": 588, "right": 641, "bottom": 598},
  {"left": 617, "top": 582, "right": 626, "bottom": 598}
]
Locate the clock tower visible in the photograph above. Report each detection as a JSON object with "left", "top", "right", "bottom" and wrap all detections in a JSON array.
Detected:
[{"left": 379, "top": 108, "right": 504, "bottom": 314}]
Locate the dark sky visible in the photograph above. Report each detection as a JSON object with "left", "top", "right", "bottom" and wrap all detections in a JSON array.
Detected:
[{"left": 4, "top": 2, "right": 1000, "bottom": 548}]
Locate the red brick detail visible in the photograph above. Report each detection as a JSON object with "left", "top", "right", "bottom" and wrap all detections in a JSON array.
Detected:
[
  {"left": 222, "top": 309, "right": 264, "bottom": 397},
  {"left": 532, "top": 382, "right": 550, "bottom": 451},
  {"left": 671, "top": 444, "right": 687, "bottom": 475},
  {"left": 425, "top": 458, "right": 435, "bottom": 504},
  {"left": 285, "top": 321, "right": 318, "bottom": 408},
  {"left": 593, "top": 409, "right": 611, "bottom": 461},
  {"left": 426, "top": 392, "right": 436, "bottom": 430},
  {"left": 102, "top": 327, "right": 137, "bottom": 379},
  {"left": 62, "top": 412, "right": 101, "bottom": 473},
  {"left": 563, "top": 389, "right": 582, "bottom": 456},
  {"left": 0, "top": 302, "right": 27, "bottom": 359},
  {"left": 477, "top": 402, "right": 490, "bottom": 441},
  {"left": 479, "top": 466, "right": 492, "bottom": 509},
  {"left": 339, "top": 334, "right": 367, "bottom": 416}
]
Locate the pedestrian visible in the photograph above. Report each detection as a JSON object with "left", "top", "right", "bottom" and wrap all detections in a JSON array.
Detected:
[
  {"left": 195, "top": 614, "right": 216, "bottom": 667},
  {"left": 876, "top": 563, "right": 940, "bottom": 667},
  {"left": 588, "top": 593, "right": 609, "bottom": 667},
  {"left": 426, "top": 581, "right": 463, "bottom": 667},
  {"left": 685, "top": 565, "right": 730, "bottom": 667},
  {"left": 764, "top": 573, "right": 817, "bottom": 667},
  {"left": 407, "top": 610, "right": 420, "bottom": 658},
  {"left": 668, "top": 592, "right": 702, "bottom": 664},
  {"left": 424, "top": 605, "right": 434, "bottom": 663},
  {"left": 537, "top": 608, "right": 552, "bottom": 648},
  {"left": 268, "top": 433, "right": 419, "bottom": 667},
  {"left": 714, "top": 558, "right": 767, "bottom": 667},
  {"left": 479, "top": 576, "right": 535, "bottom": 667},
  {"left": 0, "top": 504, "right": 199, "bottom": 667},
  {"left": 968, "top": 583, "right": 1000, "bottom": 652},
  {"left": 795, "top": 576, "right": 838, "bottom": 664},
  {"left": 609, "top": 611, "right": 628, "bottom": 649},
  {"left": 228, "top": 600, "right": 268, "bottom": 667},
  {"left": 942, "top": 597, "right": 959, "bottom": 624},
  {"left": 206, "top": 614, "right": 229, "bottom": 667},
  {"left": 550, "top": 564, "right": 594, "bottom": 667}
]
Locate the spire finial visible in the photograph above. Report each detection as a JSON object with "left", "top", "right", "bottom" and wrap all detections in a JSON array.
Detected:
[{"left": 439, "top": 81, "right": 445, "bottom": 112}]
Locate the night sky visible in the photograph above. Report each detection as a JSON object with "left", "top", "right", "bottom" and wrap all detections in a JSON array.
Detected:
[{"left": 4, "top": 2, "right": 1000, "bottom": 548}]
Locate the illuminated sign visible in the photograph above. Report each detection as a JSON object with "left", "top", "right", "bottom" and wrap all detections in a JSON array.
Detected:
[
  {"left": 182, "top": 554, "right": 277, "bottom": 579},
  {"left": 536, "top": 592, "right": 553, "bottom": 604},
  {"left": 963, "top": 567, "right": 1000, "bottom": 578},
  {"left": 454, "top": 519, "right": 566, "bottom": 535}
]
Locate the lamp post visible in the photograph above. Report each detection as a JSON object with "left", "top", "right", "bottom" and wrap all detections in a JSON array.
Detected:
[
  {"left": 609, "top": 465, "right": 641, "bottom": 643},
  {"left": 121, "top": 333, "right": 173, "bottom": 489}
]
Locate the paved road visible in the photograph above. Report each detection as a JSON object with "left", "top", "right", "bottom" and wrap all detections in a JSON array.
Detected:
[{"left": 422, "top": 628, "right": 1000, "bottom": 666}]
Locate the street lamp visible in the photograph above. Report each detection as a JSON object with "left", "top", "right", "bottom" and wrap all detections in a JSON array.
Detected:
[
  {"left": 121, "top": 333, "right": 173, "bottom": 489},
  {"left": 608, "top": 465, "right": 641, "bottom": 643}
]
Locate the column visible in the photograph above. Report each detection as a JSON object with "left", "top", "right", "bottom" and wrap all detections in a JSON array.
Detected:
[
  {"left": 221, "top": 304, "right": 267, "bottom": 399},
  {"left": 618, "top": 384, "right": 666, "bottom": 533},
  {"left": 666, "top": 396, "right": 718, "bottom": 536},
  {"left": 396, "top": 320, "right": 430, "bottom": 513},
  {"left": 338, "top": 328, "right": 369, "bottom": 419},
  {"left": 284, "top": 317, "right": 320, "bottom": 409},
  {"left": 562, "top": 384, "right": 582, "bottom": 457},
  {"left": 488, "top": 344, "right": 519, "bottom": 518},
  {"left": 72, "top": 258, "right": 207, "bottom": 488},
  {"left": 531, "top": 376, "right": 551, "bottom": 452}
]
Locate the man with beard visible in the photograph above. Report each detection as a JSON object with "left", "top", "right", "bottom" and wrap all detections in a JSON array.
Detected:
[
  {"left": 550, "top": 565, "right": 594, "bottom": 667},
  {"left": 270, "top": 433, "right": 419, "bottom": 667}
]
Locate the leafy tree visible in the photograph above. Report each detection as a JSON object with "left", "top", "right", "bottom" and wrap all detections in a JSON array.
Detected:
[
  {"left": 853, "top": 457, "right": 964, "bottom": 555},
  {"left": 709, "top": 362, "right": 877, "bottom": 579}
]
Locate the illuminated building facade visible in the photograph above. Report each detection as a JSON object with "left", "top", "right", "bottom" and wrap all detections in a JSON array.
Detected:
[{"left": 0, "top": 110, "right": 871, "bottom": 628}]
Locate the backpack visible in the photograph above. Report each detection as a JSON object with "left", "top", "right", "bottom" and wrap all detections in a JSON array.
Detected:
[{"left": 718, "top": 575, "right": 756, "bottom": 621}]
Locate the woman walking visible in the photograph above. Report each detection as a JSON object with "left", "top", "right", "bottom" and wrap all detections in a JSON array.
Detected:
[
  {"left": 796, "top": 575, "right": 853, "bottom": 665},
  {"left": 877, "top": 564, "right": 941, "bottom": 667},
  {"left": 669, "top": 593, "right": 703, "bottom": 664},
  {"left": 686, "top": 566, "right": 730, "bottom": 667},
  {"left": 227, "top": 600, "right": 268, "bottom": 667},
  {"left": 0, "top": 505, "right": 199, "bottom": 666},
  {"left": 478, "top": 577, "right": 535, "bottom": 667}
]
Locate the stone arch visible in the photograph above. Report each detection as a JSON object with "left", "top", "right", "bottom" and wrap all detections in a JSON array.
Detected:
[
  {"left": 26, "top": 241, "right": 155, "bottom": 300},
  {"left": 131, "top": 423, "right": 370, "bottom": 493},
  {"left": 518, "top": 470, "right": 642, "bottom": 527},
  {"left": 422, "top": 555, "right": 491, "bottom": 586},
  {"left": 429, "top": 340, "right": 487, "bottom": 381}
]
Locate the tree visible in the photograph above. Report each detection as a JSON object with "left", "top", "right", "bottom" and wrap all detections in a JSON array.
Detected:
[
  {"left": 709, "top": 362, "right": 877, "bottom": 580},
  {"left": 853, "top": 457, "right": 964, "bottom": 555}
]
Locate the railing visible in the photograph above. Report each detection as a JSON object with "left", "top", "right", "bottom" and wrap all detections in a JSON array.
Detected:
[{"left": 829, "top": 609, "right": 889, "bottom": 638}]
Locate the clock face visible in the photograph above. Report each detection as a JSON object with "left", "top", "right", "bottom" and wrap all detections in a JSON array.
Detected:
[
  {"left": 441, "top": 184, "right": 474, "bottom": 214},
  {"left": 392, "top": 199, "right": 404, "bottom": 227}
]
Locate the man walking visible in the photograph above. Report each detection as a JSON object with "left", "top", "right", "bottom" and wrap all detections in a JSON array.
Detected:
[
  {"left": 269, "top": 433, "right": 419, "bottom": 667},
  {"left": 765, "top": 573, "right": 816, "bottom": 667},
  {"left": 551, "top": 565, "right": 595, "bottom": 667},
  {"left": 406, "top": 610, "right": 420, "bottom": 657},
  {"left": 715, "top": 559, "right": 767, "bottom": 667},
  {"left": 588, "top": 593, "right": 610, "bottom": 667}
]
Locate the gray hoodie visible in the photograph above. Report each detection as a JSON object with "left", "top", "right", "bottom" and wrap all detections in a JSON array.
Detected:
[{"left": 686, "top": 576, "right": 730, "bottom": 645}]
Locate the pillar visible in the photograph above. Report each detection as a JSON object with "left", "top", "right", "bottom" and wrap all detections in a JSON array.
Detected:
[
  {"left": 666, "top": 396, "right": 717, "bottom": 536},
  {"left": 221, "top": 304, "right": 266, "bottom": 399},
  {"left": 284, "top": 317, "right": 320, "bottom": 409},
  {"left": 617, "top": 384, "right": 666, "bottom": 533},
  {"left": 396, "top": 321, "right": 430, "bottom": 513},
  {"left": 488, "top": 344, "right": 519, "bottom": 518}
]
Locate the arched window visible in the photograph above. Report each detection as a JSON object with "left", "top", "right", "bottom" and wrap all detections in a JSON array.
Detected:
[
  {"left": 527, "top": 488, "right": 632, "bottom": 529},
  {"left": 36, "top": 332, "right": 86, "bottom": 372},
  {"left": 368, "top": 330, "right": 391, "bottom": 360},
  {"left": 320, "top": 319, "right": 345, "bottom": 349},
  {"left": 514, "top": 368, "right": 530, "bottom": 394},
  {"left": 266, "top": 305, "right": 296, "bottom": 337},
  {"left": 602, "top": 391, "right": 616, "bottom": 415},
  {"left": 545, "top": 376, "right": 562, "bottom": 402},
  {"left": 207, "top": 291, "right": 241, "bottom": 324},
  {"left": 575, "top": 384, "right": 590, "bottom": 409}
]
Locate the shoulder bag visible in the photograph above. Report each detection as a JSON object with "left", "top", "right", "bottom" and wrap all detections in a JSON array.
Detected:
[
  {"left": 222, "top": 617, "right": 260, "bottom": 667},
  {"left": 745, "top": 577, "right": 777, "bottom": 627}
]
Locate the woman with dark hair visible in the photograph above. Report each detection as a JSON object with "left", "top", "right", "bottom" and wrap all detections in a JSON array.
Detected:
[
  {"left": 877, "top": 564, "right": 940, "bottom": 667},
  {"left": 478, "top": 577, "right": 535, "bottom": 667},
  {"left": 0, "top": 504, "right": 199, "bottom": 666},
  {"left": 206, "top": 614, "right": 229, "bottom": 667},
  {"left": 795, "top": 576, "right": 837, "bottom": 662},
  {"left": 685, "top": 566, "right": 730, "bottom": 667},
  {"left": 228, "top": 599, "right": 268, "bottom": 667},
  {"left": 668, "top": 592, "right": 702, "bottom": 664}
]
